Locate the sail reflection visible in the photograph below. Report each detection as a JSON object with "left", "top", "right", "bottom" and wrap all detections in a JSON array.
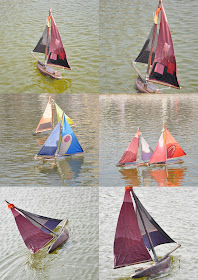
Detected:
[{"left": 119, "top": 168, "right": 141, "bottom": 187}]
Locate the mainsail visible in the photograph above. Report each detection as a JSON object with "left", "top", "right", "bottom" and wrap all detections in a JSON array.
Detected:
[
  {"left": 149, "top": 3, "right": 180, "bottom": 88},
  {"left": 141, "top": 136, "right": 154, "bottom": 161},
  {"left": 34, "top": 96, "right": 53, "bottom": 134},
  {"left": 114, "top": 188, "right": 152, "bottom": 268},
  {"left": 149, "top": 132, "right": 166, "bottom": 164},
  {"left": 118, "top": 128, "right": 140, "bottom": 165}
]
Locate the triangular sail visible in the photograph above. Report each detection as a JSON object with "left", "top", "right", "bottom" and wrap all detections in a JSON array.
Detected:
[
  {"left": 135, "top": 23, "right": 158, "bottom": 65},
  {"left": 164, "top": 125, "right": 186, "bottom": 159},
  {"left": 47, "top": 14, "right": 71, "bottom": 69},
  {"left": 54, "top": 102, "right": 74, "bottom": 125},
  {"left": 33, "top": 25, "right": 50, "bottom": 54},
  {"left": 37, "top": 120, "right": 61, "bottom": 157},
  {"left": 132, "top": 190, "right": 175, "bottom": 249},
  {"left": 149, "top": 131, "right": 166, "bottom": 164},
  {"left": 114, "top": 189, "right": 152, "bottom": 268},
  {"left": 149, "top": 3, "right": 180, "bottom": 89},
  {"left": 118, "top": 129, "right": 140, "bottom": 165},
  {"left": 141, "top": 135, "right": 154, "bottom": 161},
  {"left": 35, "top": 96, "right": 53, "bottom": 134},
  {"left": 10, "top": 208, "right": 54, "bottom": 254},
  {"left": 58, "top": 116, "right": 83, "bottom": 156}
]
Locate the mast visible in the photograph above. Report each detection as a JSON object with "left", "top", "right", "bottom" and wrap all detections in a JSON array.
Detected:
[
  {"left": 45, "top": 9, "right": 51, "bottom": 66},
  {"left": 146, "top": 1, "right": 161, "bottom": 80},
  {"left": 163, "top": 122, "right": 167, "bottom": 163},
  {"left": 131, "top": 190, "right": 159, "bottom": 263},
  {"left": 137, "top": 127, "right": 140, "bottom": 163}
]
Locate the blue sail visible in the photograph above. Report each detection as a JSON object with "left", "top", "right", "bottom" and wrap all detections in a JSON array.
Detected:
[
  {"left": 37, "top": 121, "right": 61, "bottom": 156},
  {"left": 58, "top": 116, "right": 83, "bottom": 156}
]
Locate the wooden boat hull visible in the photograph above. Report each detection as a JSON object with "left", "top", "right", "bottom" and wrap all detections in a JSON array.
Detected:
[
  {"left": 116, "top": 161, "right": 148, "bottom": 168},
  {"left": 48, "top": 228, "right": 69, "bottom": 253},
  {"left": 32, "top": 129, "right": 53, "bottom": 136},
  {"left": 37, "top": 61, "right": 62, "bottom": 80},
  {"left": 134, "top": 76, "right": 162, "bottom": 94},
  {"left": 131, "top": 255, "right": 171, "bottom": 278}
]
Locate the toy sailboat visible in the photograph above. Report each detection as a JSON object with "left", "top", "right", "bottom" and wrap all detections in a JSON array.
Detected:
[
  {"left": 35, "top": 114, "right": 83, "bottom": 160},
  {"left": 117, "top": 127, "right": 154, "bottom": 167},
  {"left": 33, "top": 96, "right": 74, "bottom": 135},
  {"left": 6, "top": 201, "right": 69, "bottom": 254},
  {"left": 31, "top": 9, "right": 71, "bottom": 79},
  {"left": 148, "top": 122, "right": 186, "bottom": 165},
  {"left": 132, "top": 0, "right": 181, "bottom": 93},
  {"left": 114, "top": 187, "right": 181, "bottom": 278}
]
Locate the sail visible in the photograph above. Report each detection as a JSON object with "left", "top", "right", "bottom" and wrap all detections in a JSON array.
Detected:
[
  {"left": 114, "top": 189, "right": 152, "bottom": 268},
  {"left": 10, "top": 208, "right": 54, "bottom": 254},
  {"left": 37, "top": 121, "right": 61, "bottom": 157},
  {"left": 149, "top": 3, "right": 180, "bottom": 88},
  {"left": 35, "top": 96, "right": 53, "bottom": 134},
  {"left": 58, "top": 115, "right": 83, "bottom": 156},
  {"left": 132, "top": 190, "right": 175, "bottom": 249},
  {"left": 141, "top": 136, "right": 154, "bottom": 161},
  {"left": 118, "top": 129, "right": 140, "bottom": 165},
  {"left": 149, "top": 132, "right": 166, "bottom": 164},
  {"left": 54, "top": 102, "right": 74, "bottom": 125},
  {"left": 164, "top": 126, "right": 186, "bottom": 159},
  {"left": 47, "top": 14, "right": 71, "bottom": 69},
  {"left": 17, "top": 207, "right": 62, "bottom": 234},
  {"left": 135, "top": 23, "right": 158, "bottom": 65},
  {"left": 33, "top": 25, "right": 50, "bottom": 54}
]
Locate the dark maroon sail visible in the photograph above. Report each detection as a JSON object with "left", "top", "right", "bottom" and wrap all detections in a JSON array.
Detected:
[
  {"left": 47, "top": 14, "right": 71, "bottom": 69},
  {"left": 132, "top": 190, "right": 175, "bottom": 250},
  {"left": 11, "top": 208, "right": 54, "bottom": 254},
  {"left": 149, "top": 3, "right": 180, "bottom": 88},
  {"left": 114, "top": 189, "right": 152, "bottom": 268}
]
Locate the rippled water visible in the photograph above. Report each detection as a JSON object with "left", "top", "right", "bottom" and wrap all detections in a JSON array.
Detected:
[
  {"left": 0, "top": 187, "right": 98, "bottom": 280},
  {"left": 0, "top": 93, "right": 99, "bottom": 186},
  {"left": 99, "top": 187, "right": 198, "bottom": 279},
  {"left": 99, "top": 93, "right": 198, "bottom": 187},
  {"left": 100, "top": 0, "right": 198, "bottom": 93},
  {"left": 0, "top": 0, "right": 98, "bottom": 94}
]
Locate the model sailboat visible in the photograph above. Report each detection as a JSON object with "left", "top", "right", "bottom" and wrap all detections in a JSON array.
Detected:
[
  {"left": 148, "top": 122, "right": 186, "bottom": 165},
  {"left": 117, "top": 127, "right": 154, "bottom": 167},
  {"left": 35, "top": 114, "right": 83, "bottom": 159},
  {"left": 6, "top": 201, "right": 69, "bottom": 254},
  {"left": 33, "top": 96, "right": 74, "bottom": 135},
  {"left": 132, "top": 0, "right": 181, "bottom": 93},
  {"left": 31, "top": 9, "right": 71, "bottom": 79},
  {"left": 114, "top": 187, "right": 181, "bottom": 278}
]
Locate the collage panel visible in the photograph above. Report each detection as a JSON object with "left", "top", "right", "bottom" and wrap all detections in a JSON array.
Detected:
[{"left": 0, "top": 187, "right": 99, "bottom": 280}]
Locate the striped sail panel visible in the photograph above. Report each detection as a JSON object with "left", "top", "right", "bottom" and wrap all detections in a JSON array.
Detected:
[
  {"left": 47, "top": 15, "right": 71, "bottom": 69},
  {"left": 149, "top": 132, "right": 166, "bottom": 164},
  {"left": 37, "top": 121, "right": 61, "bottom": 156},
  {"left": 114, "top": 189, "right": 152, "bottom": 268},
  {"left": 58, "top": 116, "right": 83, "bottom": 156},
  {"left": 165, "top": 126, "right": 186, "bottom": 159},
  {"left": 141, "top": 136, "right": 154, "bottom": 161},
  {"left": 54, "top": 102, "right": 74, "bottom": 125},
  {"left": 35, "top": 97, "right": 53, "bottom": 134},
  {"left": 118, "top": 129, "right": 140, "bottom": 165},
  {"left": 149, "top": 3, "right": 180, "bottom": 88},
  {"left": 11, "top": 208, "right": 53, "bottom": 254}
]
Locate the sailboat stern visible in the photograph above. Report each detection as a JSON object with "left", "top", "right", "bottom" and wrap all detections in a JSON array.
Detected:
[
  {"left": 37, "top": 61, "right": 62, "bottom": 79},
  {"left": 48, "top": 228, "right": 69, "bottom": 253}
]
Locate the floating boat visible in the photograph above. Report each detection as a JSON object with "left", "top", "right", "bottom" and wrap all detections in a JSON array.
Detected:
[
  {"left": 6, "top": 200, "right": 69, "bottom": 254},
  {"left": 35, "top": 114, "right": 83, "bottom": 160},
  {"left": 114, "top": 187, "right": 181, "bottom": 278},
  {"left": 116, "top": 127, "right": 154, "bottom": 167},
  {"left": 33, "top": 96, "right": 74, "bottom": 135},
  {"left": 148, "top": 122, "right": 186, "bottom": 166},
  {"left": 132, "top": 0, "right": 181, "bottom": 93},
  {"left": 31, "top": 9, "right": 71, "bottom": 79}
]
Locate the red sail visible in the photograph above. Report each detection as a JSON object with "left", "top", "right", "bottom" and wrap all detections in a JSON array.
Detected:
[
  {"left": 149, "top": 132, "right": 166, "bottom": 164},
  {"left": 118, "top": 129, "right": 140, "bottom": 165},
  {"left": 11, "top": 208, "right": 54, "bottom": 254},
  {"left": 114, "top": 189, "right": 152, "bottom": 268},
  {"left": 47, "top": 14, "right": 71, "bottom": 69},
  {"left": 165, "top": 125, "right": 186, "bottom": 159},
  {"left": 149, "top": 3, "right": 180, "bottom": 89}
]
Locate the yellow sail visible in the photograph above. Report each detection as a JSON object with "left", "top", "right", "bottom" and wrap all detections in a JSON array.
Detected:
[{"left": 54, "top": 102, "right": 74, "bottom": 125}]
